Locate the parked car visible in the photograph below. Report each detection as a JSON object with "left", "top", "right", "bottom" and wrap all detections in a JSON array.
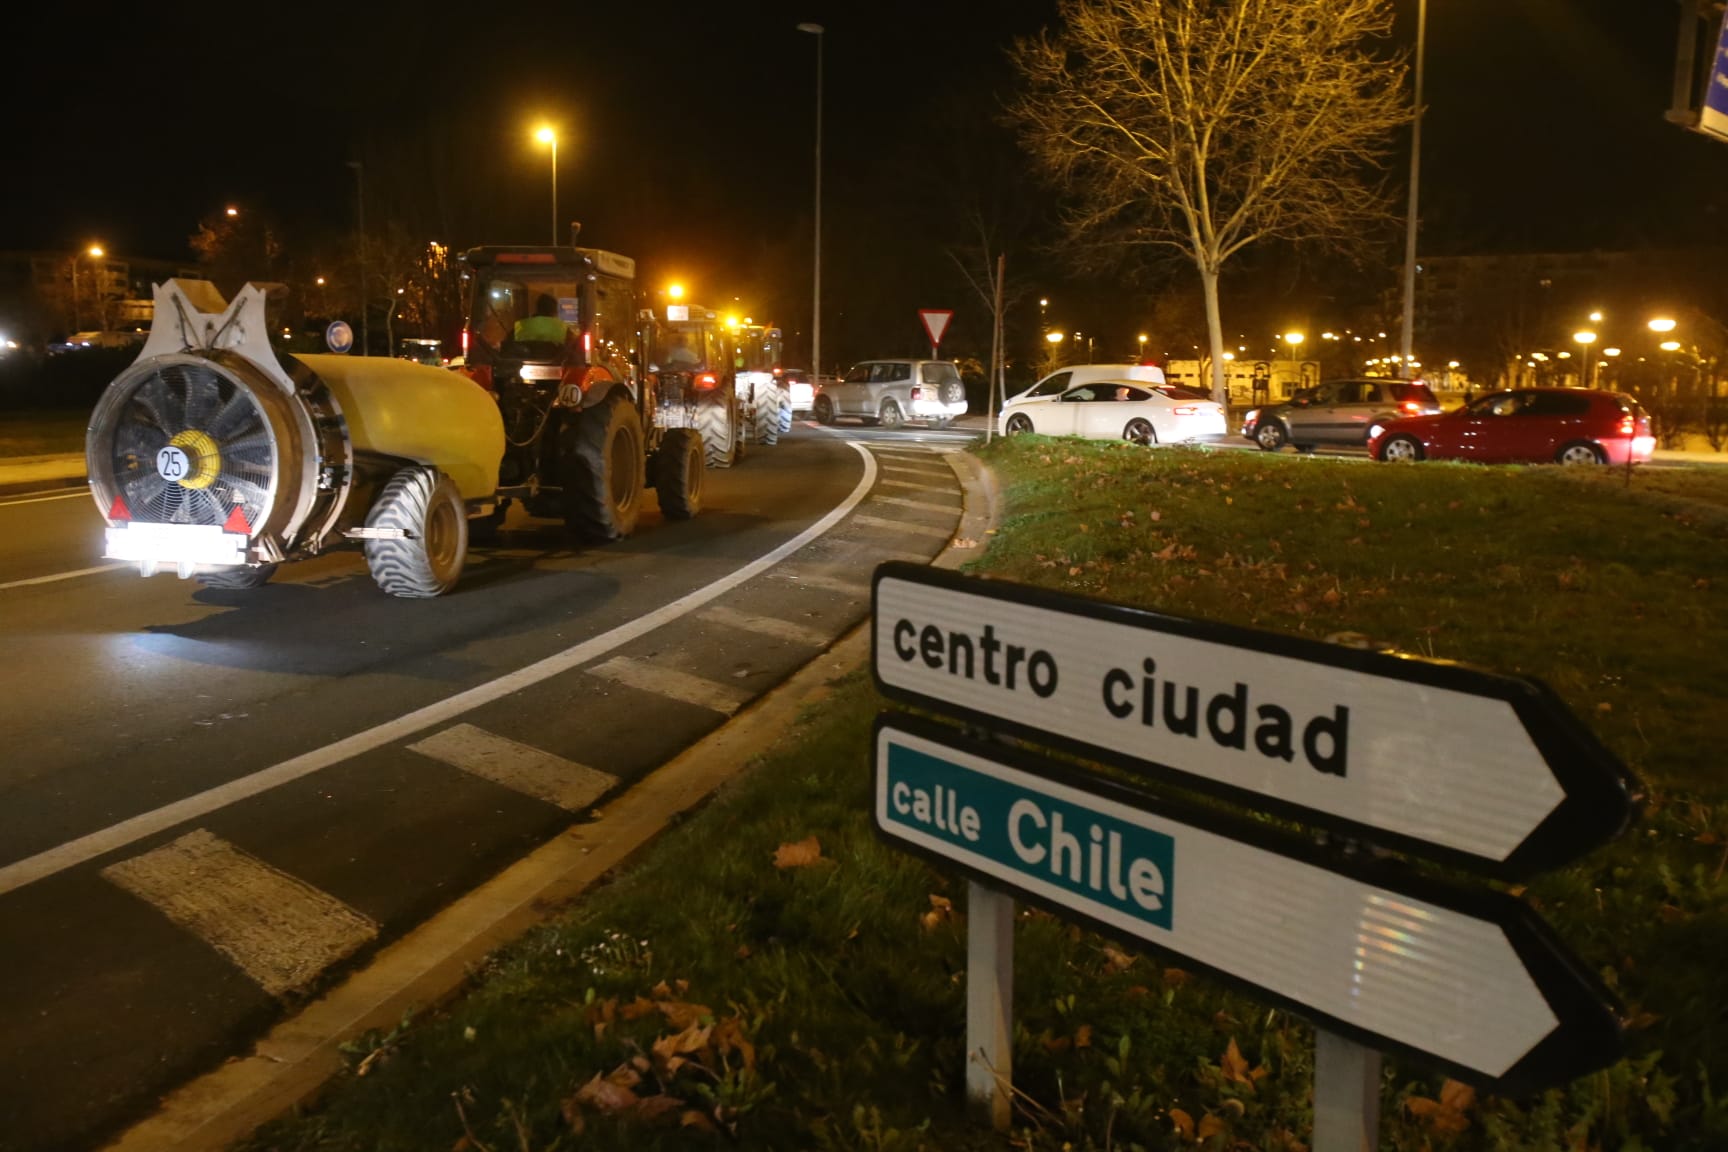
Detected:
[
  {"left": 778, "top": 368, "right": 815, "bottom": 414},
  {"left": 49, "top": 330, "right": 143, "bottom": 354},
  {"left": 813, "top": 359, "right": 968, "bottom": 428},
  {"left": 1369, "top": 388, "right": 1655, "bottom": 466},
  {"left": 1006, "top": 363, "right": 1168, "bottom": 409},
  {"left": 1001, "top": 379, "right": 1226, "bottom": 445},
  {"left": 1242, "top": 378, "right": 1441, "bottom": 451}
]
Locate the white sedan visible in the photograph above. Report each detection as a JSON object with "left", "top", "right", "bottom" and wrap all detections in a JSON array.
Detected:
[{"left": 999, "top": 380, "right": 1228, "bottom": 445}]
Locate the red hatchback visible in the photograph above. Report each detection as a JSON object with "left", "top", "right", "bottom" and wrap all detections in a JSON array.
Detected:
[{"left": 1368, "top": 388, "right": 1655, "bottom": 466}]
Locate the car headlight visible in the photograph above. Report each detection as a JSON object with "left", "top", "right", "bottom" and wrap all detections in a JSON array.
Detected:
[
  {"left": 1369, "top": 423, "right": 1384, "bottom": 438},
  {"left": 1244, "top": 408, "right": 1260, "bottom": 424}
]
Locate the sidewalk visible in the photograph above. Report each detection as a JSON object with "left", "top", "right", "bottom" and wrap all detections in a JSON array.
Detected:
[{"left": 0, "top": 451, "right": 86, "bottom": 495}]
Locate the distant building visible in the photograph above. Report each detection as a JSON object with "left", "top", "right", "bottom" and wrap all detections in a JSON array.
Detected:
[
  {"left": 1164, "top": 358, "right": 1320, "bottom": 403},
  {"left": 0, "top": 250, "right": 198, "bottom": 346}
]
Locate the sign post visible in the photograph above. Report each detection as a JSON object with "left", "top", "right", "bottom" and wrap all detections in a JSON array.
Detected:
[
  {"left": 918, "top": 308, "right": 954, "bottom": 359},
  {"left": 868, "top": 563, "right": 1638, "bottom": 1139}
]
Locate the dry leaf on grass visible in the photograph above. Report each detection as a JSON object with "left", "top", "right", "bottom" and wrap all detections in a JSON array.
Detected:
[
  {"left": 1101, "top": 944, "right": 1136, "bottom": 972},
  {"left": 1198, "top": 1113, "right": 1227, "bottom": 1139},
  {"left": 773, "top": 836, "right": 824, "bottom": 869},
  {"left": 920, "top": 893, "right": 955, "bottom": 932},
  {"left": 1169, "top": 1107, "right": 1195, "bottom": 1139}
]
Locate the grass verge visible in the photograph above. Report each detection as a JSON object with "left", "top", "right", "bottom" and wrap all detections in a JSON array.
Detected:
[
  {"left": 243, "top": 441, "right": 1728, "bottom": 1152},
  {"left": 0, "top": 409, "right": 87, "bottom": 457}
]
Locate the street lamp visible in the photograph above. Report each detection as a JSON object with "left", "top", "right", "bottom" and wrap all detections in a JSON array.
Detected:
[
  {"left": 535, "top": 126, "right": 558, "bottom": 245},
  {"left": 347, "top": 160, "right": 368, "bottom": 356},
  {"left": 225, "top": 205, "right": 238, "bottom": 218},
  {"left": 1648, "top": 317, "right": 1677, "bottom": 333},
  {"left": 1137, "top": 333, "right": 1148, "bottom": 360},
  {"left": 1399, "top": 0, "right": 1428, "bottom": 375},
  {"left": 1574, "top": 330, "right": 1597, "bottom": 388},
  {"left": 1283, "top": 330, "right": 1305, "bottom": 366},
  {"left": 797, "top": 21, "right": 825, "bottom": 382}
]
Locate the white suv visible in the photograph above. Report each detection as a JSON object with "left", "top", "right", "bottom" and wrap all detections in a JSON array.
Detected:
[{"left": 813, "top": 359, "right": 969, "bottom": 428}]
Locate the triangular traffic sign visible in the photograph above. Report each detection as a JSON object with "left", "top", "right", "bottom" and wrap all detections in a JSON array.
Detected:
[{"left": 918, "top": 309, "right": 954, "bottom": 348}]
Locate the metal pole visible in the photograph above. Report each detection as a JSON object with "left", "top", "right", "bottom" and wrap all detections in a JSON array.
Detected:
[
  {"left": 1313, "top": 1030, "right": 1381, "bottom": 1152},
  {"left": 810, "top": 26, "right": 824, "bottom": 384},
  {"left": 349, "top": 161, "right": 368, "bottom": 357},
  {"left": 965, "top": 880, "right": 1013, "bottom": 1131},
  {"left": 551, "top": 136, "right": 559, "bottom": 246},
  {"left": 1399, "top": 0, "right": 1427, "bottom": 376}
]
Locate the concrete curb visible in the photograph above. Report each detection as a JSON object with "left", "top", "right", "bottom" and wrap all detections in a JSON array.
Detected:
[{"left": 102, "top": 448, "right": 1003, "bottom": 1152}]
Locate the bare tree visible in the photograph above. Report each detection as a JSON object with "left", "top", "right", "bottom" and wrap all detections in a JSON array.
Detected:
[{"left": 1006, "top": 0, "right": 1412, "bottom": 404}]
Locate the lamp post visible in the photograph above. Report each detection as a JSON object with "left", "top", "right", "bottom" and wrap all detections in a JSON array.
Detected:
[
  {"left": 1137, "top": 333, "right": 1148, "bottom": 361},
  {"left": 797, "top": 22, "right": 825, "bottom": 382},
  {"left": 347, "top": 160, "right": 368, "bottom": 356},
  {"left": 535, "top": 126, "right": 558, "bottom": 245},
  {"left": 1574, "top": 330, "right": 1597, "bottom": 389},
  {"left": 1399, "top": 0, "right": 1428, "bottom": 376}
]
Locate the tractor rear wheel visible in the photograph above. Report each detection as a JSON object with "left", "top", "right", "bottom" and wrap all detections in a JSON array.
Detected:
[
  {"left": 696, "top": 392, "right": 740, "bottom": 468},
  {"left": 562, "top": 393, "right": 644, "bottom": 542}
]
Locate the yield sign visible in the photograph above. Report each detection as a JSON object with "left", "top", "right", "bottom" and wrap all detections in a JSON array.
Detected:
[{"left": 918, "top": 309, "right": 954, "bottom": 348}]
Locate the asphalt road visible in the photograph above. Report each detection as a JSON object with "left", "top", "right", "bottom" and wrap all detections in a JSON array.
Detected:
[{"left": 0, "top": 419, "right": 980, "bottom": 1151}]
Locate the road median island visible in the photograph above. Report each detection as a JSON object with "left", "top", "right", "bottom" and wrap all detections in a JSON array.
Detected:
[{"left": 206, "top": 440, "right": 1725, "bottom": 1151}]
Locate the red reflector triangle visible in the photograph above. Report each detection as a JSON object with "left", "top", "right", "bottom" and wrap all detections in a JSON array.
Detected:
[
  {"left": 222, "top": 505, "right": 253, "bottom": 535},
  {"left": 107, "top": 495, "right": 131, "bottom": 522}
]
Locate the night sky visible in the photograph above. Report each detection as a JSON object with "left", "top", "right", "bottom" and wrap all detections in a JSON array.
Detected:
[{"left": 5, "top": 0, "right": 1725, "bottom": 357}]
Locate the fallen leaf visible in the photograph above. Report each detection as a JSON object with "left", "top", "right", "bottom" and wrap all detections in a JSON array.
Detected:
[
  {"left": 1221, "top": 1039, "right": 1253, "bottom": 1086},
  {"left": 1406, "top": 1078, "right": 1474, "bottom": 1135},
  {"left": 573, "top": 1071, "right": 639, "bottom": 1115},
  {"left": 634, "top": 1094, "right": 685, "bottom": 1123},
  {"left": 1102, "top": 944, "right": 1137, "bottom": 973},
  {"left": 652, "top": 1022, "right": 714, "bottom": 1063},
  {"left": 1169, "top": 1107, "right": 1196, "bottom": 1139},
  {"left": 681, "top": 1109, "right": 716, "bottom": 1130},
  {"left": 920, "top": 893, "right": 955, "bottom": 932},
  {"left": 619, "top": 996, "right": 658, "bottom": 1021},
  {"left": 773, "top": 836, "right": 823, "bottom": 869},
  {"left": 657, "top": 1000, "right": 714, "bottom": 1030},
  {"left": 735, "top": 944, "right": 752, "bottom": 959},
  {"left": 1198, "top": 1113, "right": 1227, "bottom": 1139},
  {"left": 1074, "top": 1023, "right": 1093, "bottom": 1048}
]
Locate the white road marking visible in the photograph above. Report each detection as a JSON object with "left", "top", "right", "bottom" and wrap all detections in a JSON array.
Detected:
[
  {"left": 101, "top": 829, "right": 377, "bottom": 997},
  {"left": 587, "top": 656, "right": 751, "bottom": 714},
  {"left": 698, "top": 604, "right": 831, "bottom": 647},
  {"left": 851, "top": 514, "right": 953, "bottom": 538},
  {"left": 871, "top": 495, "right": 960, "bottom": 514},
  {"left": 0, "top": 443, "right": 879, "bottom": 897},
  {"left": 409, "top": 724, "right": 616, "bottom": 812},
  {"left": 870, "top": 447, "right": 957, "bottom": 458},
  {"left": 770, "top": 570, "right": 867, "bottom": 597},
  {"left": 880, "top": 464, "right": 950, "bottom": 479},
  {"left": 877, "top": 478, "right": 937, "bottom": 491},
  {"left": 0, "top": 487, "right": 91, "bottom": 508},
  {"left": 0, "top": 562, "right": 130, "bottom": 592}
]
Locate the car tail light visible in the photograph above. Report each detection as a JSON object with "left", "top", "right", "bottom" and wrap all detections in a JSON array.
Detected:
[
  {"left": 909, "top": 386, "right": 923, "bottom": 401},
  {"left": 1402, "top": 401, "right": 1423, "bottom": 413},
  {"left": 583, "top": 331, "right": 593, "bottom": 356},
  {"left": 461, "top": 329, "right": 470, "bottom": 358},
  {"left": 1617, "top": 414, "right": 1635, "bottom": 435},
  {"left": 695, "top": 372, "right": 719, "bottom": 390},
  {"left": 1171, "top": 405, "right": 1199, "bottom": 416}
]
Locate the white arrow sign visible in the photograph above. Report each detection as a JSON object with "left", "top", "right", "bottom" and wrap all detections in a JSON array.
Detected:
[
  {"left": 874, "top": 719, "right": 1622, "bottom": 1093},
  {"left": 872, "top": 564, "right": 1634, "bottom": 877}
]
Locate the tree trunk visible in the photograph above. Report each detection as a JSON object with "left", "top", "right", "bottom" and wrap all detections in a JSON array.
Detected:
[{"left": 1200, "top": 261, "right": 1229, "bottom": 408}]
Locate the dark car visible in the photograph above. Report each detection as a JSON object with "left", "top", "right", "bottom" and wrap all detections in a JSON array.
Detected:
[
  {"left": 1368, "top": 388, "right": 1654, "bottom": 466},
  {"left": 1242, "top": 378, "right": 1441, "bottom": 451}
]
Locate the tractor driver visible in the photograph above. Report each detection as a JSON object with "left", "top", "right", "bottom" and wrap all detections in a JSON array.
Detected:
[{"left": 513, "top": 293, "right": 569, "bottom": 343}]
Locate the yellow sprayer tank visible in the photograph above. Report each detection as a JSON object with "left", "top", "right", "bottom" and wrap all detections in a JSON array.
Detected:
[{"left": 86, "top": 280, "right": 506, "bottom": 597}]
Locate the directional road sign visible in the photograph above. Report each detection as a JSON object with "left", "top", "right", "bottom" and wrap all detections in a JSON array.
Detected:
[
  {"left": 872, "top": 563, "right": 1636, "bottom": 878},
  {"left": 873, "top": 717, "right": 1623, "bottom": 1094}
]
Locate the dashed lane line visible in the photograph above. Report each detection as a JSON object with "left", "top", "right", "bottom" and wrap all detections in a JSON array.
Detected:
[
  {"left": 408, "top": 724, "right": 617, "bottom": 812},
  {"left": 0, "top": 487, "right": 92, "bottom": 508},
  {"left": 101, "top": 829, "right": 378, "bottom": 998},
  {"left": 697, "top": 604, "right": 831, "bottom": 647},
  {"left": 0, "top": 443, "right": 877, "bottom": 898},
  {"left": 585, "top": 656, "right": 753, "bottom": 715},
  {"left": 0, "top": 562, "right": 131, "bottom": 592},
  {"left": 870, "top": 495, "right": 961, "bottom": 514},
  {"left": 851, "top": 514, "right": 954, "bottom": 538}
]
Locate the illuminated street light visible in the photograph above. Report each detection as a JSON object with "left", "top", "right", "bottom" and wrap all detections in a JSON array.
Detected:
[
  {"left": 1603, "top": 347, "right": 1620, "bottom": 358},
  {"left": 1222, "top": 351, "right": 1235, "bottom": 362},
  {"left": 87, "top": 245, "right": 104, "bottom": 258},
  {"left": 668, "top": 283, "right": 685, "bottom": 300},
  {"left": 1588, "top": 311, "right": 1603, "bottom": 323},
  {"left": 534, "top": 125, "right": 558, "bottom": 245},
  {"left": 1660, "top": 340, "right": 1682, "bottom": 352},
  {"left": 1647, "top": 317, "right": 1677, "bottom": 333},
  {"left": 1046, "top": 331, "right": 1065, "bottom": 344},
  {"left": 1448, "top": 360, "right": 1460, "bottom": 369},
  {"left": 226, "top": 206, "right": 238, "bottom": 217},
  {"left": 1137, "top": 333, "right": 1147, "bottom": 359}
]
